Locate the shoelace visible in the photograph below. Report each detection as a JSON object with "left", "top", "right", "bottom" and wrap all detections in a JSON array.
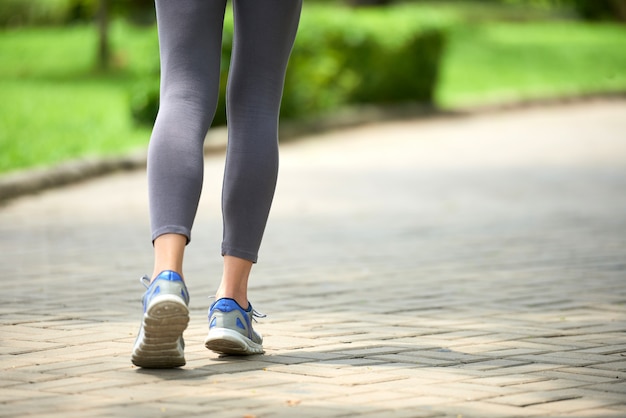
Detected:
[
  {"left": 140, "top": 275, "right": 151, "bottom": 289},
  {"left": 251, "top": 308, "right": 267, "bottom": 322}
]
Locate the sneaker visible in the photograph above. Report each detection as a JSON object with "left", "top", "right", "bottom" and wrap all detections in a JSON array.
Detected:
[
  {"left": 131, "top": 270, "right": 190, "bottom": 368},
  {"left": 204, "top": 298, "right": 265, "bottom": 355}
]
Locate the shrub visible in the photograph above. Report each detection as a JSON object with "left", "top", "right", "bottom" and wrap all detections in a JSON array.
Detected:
[
  {"left": 471, "top": 0, "right": 626, "bottom": 22},
  {"left": 572, "top": 0, "right": 626, "bottom": 22},
  {"left": 0, "top": 0, "right": 72, "bottom": 27},
  {"left": 129, "top": 76, "right": 160, "bottom": 126},
  {"left": 129, "top": 4, "right": 450, "bottom": 126},
  {"left": 289, "top": 6, "right": 448, "bottom": 115}
]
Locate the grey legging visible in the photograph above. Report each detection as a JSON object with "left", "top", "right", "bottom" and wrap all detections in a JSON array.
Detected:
[{"left": 148, "top": 0, "right": 302, "bottom": 262}]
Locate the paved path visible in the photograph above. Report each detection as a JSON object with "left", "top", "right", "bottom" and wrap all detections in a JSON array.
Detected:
[{"left": 1, "top": 100, "right": 626, "bottom": 417}]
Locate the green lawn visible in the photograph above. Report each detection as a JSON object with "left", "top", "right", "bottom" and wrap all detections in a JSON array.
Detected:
[
  {"left": 1, "top": 6, "right": 625, "bottom": 174},
  {"left": 0, "top": 22, "right": 157, "bottom": 174},
  {"left": 437, "top": 21, "right": 626, "bottom": 107}
]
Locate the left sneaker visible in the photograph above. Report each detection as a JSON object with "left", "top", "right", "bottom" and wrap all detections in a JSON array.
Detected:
[
  {"left": 131, "top": 270, "right": 190, "bottom": 368},
  {"left": 204, "top": 298, "right": 265, "bottom": 355}
]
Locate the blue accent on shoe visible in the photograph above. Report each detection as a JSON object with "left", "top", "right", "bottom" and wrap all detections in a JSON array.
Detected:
[
  {"left": 208, "top": 298, "right": 252, "bottom": 336},
  {"left": 142, "top": 270, "right": 189, "bottom": 313},
  {"left": 211, "top": 298, "right": 248, "bottom": 314}
]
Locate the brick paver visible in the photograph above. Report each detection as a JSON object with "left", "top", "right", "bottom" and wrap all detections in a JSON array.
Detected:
[{"left": 1, "top": 100, "right": 626, "bottom": 417}]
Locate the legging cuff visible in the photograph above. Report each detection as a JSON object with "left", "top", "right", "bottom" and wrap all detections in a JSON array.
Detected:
[
  {"left": 221, "top": 246, "right": 258, "bottom": 264},
  {"left": 152, "top": 226, "right": 191, "bottom": 245}
]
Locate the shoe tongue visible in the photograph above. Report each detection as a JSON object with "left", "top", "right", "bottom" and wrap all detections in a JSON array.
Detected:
[
  {"left": 213, "top": 298, "right": 248, "bottom": 311},
  {"left": 157, "top": 270, "right": 183, "bottom": 281}
]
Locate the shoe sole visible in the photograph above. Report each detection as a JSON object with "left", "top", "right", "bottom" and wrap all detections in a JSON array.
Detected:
[
  {"left": 204, "top": 328, "right": 264, "bottom": 355},
  {"left": 131, "top": 295, "right": 189, "bottom": 368}
]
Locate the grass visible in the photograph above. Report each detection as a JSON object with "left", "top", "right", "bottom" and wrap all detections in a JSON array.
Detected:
[
  {"left": 0, "top": 78, "right": 149, "bottom": 171},
  {"left": 0, "top": 23, "right": 157, "bottom": 174},
  {"left": 1, "top": 3, "right": 626, "bottom": 174},
  {"left": 437, "top": 21, "right": 626, "bottom": 108}
]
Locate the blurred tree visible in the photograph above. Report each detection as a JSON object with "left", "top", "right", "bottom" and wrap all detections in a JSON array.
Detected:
[
  {"left": 347, "top": 0, "right": 393, "bottom": 5},
  {"left": 111, "top": 0, "right": 155, "bottom": 25},
  {"left": 574, "top": 0, "right": 626, "bottom": 22},
  {"left": 66, "top": 0, "right": 155, "bottom": 23},
  {"left": 67, "top": 0, "right": 97, "bottom": 22},
  {"left": 96, "top": 0, "right": 110, "bottom": 71},
  {"left": 477, "top": 0, "right": 626, "bottom": 22},
  {"left": 90, "top": 0, "right": 155, "bottom": 70},
  {"left": 0, "top": 0, "right": 72, "bottom": 27}
]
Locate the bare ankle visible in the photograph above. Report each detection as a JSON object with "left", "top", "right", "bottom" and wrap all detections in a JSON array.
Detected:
[
  {"left": 152, "top": 233, "right": 187, "bottom": 283},
  {"left": 217, "top": 255, "right": 253, "bottom": 308},
  {"left": 215, "top": 286, "right": 248, "bottom": 309}
]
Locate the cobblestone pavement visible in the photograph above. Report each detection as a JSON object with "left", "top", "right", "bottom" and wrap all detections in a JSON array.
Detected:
[{"left": 1, "top": 100, "right": 626, "bottom": 417}]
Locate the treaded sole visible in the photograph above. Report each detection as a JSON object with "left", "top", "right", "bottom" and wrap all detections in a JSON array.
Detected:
[
  {"left": 204, "top": 328, "right": 264, "bottom": 355},
  {"left": 131, "top": 295, "right": 189, "bottom": 368}
]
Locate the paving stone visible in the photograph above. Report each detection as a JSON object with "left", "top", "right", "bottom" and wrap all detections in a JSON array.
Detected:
[
  {"left": 592, "top": 360, "right": 626, "bottom": 372},
  {"left": 368, "top": 353, "right": 460, "bottom": 367},
  {"left": 9, "top": 376, "right": 101, "bottom": 392},
  {"left": 449, "top": 359, "right": 533, "bottom": 371},
  {"left": 583, "top": 381, "right": 626, "bottom": 394},
  {"left": 462, "top": 362, "right": 565, "bottom": 376},
  {"left": 528, "top": 370, "right": 620, "bottom": 385},
  {"left": 436, "top": 400, "right": 546, "bottom": 417},
  {"left": 351, "top": 409, "right": 444, "bottom": 418},
  {"left": 545, "top": 387, "right": 626, "bottom": 404},
  {"left": 576, "top": 345, "right": 626, "bottom": 355},
  {"left": 508, "top": 352, "right": 619, "bottom": 367},
  {"left": 556, "top": 408, "right": 626, "bottom": 418},
  {"left": 460, "top": 374, "right": 553, "bottom": 388},
  {"left": 531, "top": 396, "right": 624, "bottom": 414},
  {"left": 487, "top": 391, "right": 582, "bottom": 408}
]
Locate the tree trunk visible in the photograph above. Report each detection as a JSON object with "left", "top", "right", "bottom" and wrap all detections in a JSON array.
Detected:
[
  {"left": 97, "top": 0, "right": 110, "bottom": 71},
  {"left": 611, "top": 0, "right": 626, "bottom": 22}
]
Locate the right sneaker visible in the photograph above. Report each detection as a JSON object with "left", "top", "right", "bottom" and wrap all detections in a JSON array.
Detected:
[
  {"left": 204, "top": 298, "right": 265, "bottom": 355},
  {"left": 131, "top": 270, "right": 190, "bottom": 368}
]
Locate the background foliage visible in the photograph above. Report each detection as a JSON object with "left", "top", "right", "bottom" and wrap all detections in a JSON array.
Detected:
[
  {"left": 1, "top": 0, "right": 625, "bottom": 28},
  {"left": 131, "top": 4, "right": 450, "bottom": 126},
  {"left": 1, "top": 0, "right": 625, "bottom": 174}
]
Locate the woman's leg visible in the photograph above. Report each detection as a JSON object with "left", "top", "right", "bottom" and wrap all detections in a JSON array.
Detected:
[
  {"left": 134, "top": 0, "right": 229, "bottom": 369},
  {"left": 148, "top": 0, "right": 227, "bottom": 281},
  {"left": 205, "top": 0, "right": 302, "bottom": 356},
  {"left": 216, "top": 0, "right": 302, "bottom": 306}
]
